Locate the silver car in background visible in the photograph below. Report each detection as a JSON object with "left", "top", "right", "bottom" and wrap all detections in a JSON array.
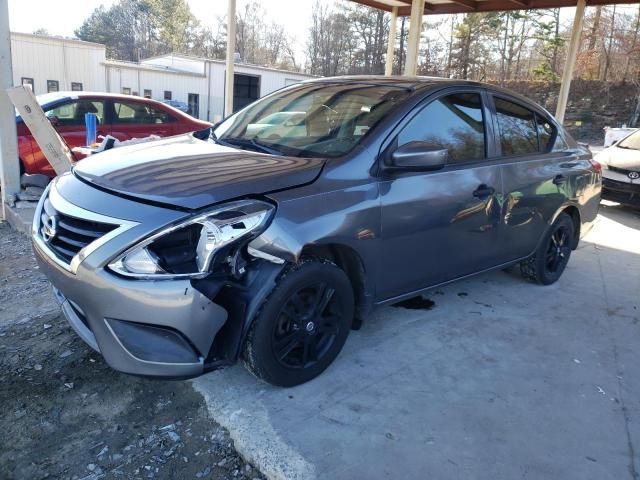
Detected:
[{"left": 596, "top": 129, "right": 640, "bottom": 207}]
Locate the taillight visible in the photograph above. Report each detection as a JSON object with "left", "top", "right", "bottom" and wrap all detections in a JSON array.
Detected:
[{"left": 589, "top": 159, "right": 602, "bottom": 173}]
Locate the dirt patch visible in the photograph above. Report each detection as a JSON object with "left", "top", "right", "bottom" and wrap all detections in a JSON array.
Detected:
[{"left": 0, "top": 223, "right": 263, "bottom": 480}]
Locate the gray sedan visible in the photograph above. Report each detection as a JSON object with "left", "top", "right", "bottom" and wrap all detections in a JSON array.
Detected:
[{"left": 33, "top": 76, "right": 601, "bottom": 386}]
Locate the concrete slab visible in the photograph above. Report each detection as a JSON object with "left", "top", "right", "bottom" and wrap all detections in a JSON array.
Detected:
[
  {"left": 191, "top": 205, "right": 640, "bottom": 480},
  {"left": 3, "top": 202, "right": 34, "bottom": 234}
]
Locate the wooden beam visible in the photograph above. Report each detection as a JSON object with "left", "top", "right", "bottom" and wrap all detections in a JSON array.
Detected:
[
  {"left": 224, "top": 0, "right": 236, "bottom": 118},
  {"left": 404, "top": 0, "right": 426, "bottom": 75},
  {"left": 556, "top": 0, "right": 586, "bottom": 123},
  {"left": 508, "top": 0, "right": 531, "bottom": 7},
  {"left": 385, "top": 7, "right": 399, "bottom": 76},
  {"left": 449, "top": 0, "right": 478, "bottom": 10},
  {"left": 349, "top": 0, "right": 640, "bottom": 17}
]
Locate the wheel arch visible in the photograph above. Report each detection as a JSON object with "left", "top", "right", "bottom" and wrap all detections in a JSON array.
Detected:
[
  {"left": 551, "top": 204, "right": 581, "bottom": 250},
  {"left": 300, "top": 243, "right": 373, "bottom": 328}
]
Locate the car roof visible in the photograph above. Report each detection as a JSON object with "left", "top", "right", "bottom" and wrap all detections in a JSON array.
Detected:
[
  {"left": 36, "top": 91, "right": 172, "bottom": 106},
  {"left": 304, "top": 75, "right": 484, "bottom": 89},
  {"left": 31, "top": 91, "right": 195, "bottom": 119},
  {"left": 301, "top": 75, "right": 554, "bottom": 121}
]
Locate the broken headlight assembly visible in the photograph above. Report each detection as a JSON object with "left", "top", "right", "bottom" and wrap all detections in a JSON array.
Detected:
[{"left": 108, "top": 200, "right": 275, "bottom": 279}]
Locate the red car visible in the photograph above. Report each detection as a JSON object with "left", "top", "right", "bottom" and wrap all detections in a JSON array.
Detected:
[{"left": 16, "top": 92, "right": 211, "bottom": 177}]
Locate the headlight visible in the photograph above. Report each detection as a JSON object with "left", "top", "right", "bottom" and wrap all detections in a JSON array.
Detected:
[{"left": 108, "top": 200, "right": 275, "bottom": 279}]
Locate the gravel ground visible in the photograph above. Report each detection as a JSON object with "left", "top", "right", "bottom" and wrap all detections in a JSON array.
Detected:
[{"left": 0, "top": 222, "right": 263, "bottom": 480}]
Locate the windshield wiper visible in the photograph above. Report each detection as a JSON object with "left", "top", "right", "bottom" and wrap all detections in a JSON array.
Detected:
[{"left": 218, "top": 137, "right": 283, "bottom": 156}]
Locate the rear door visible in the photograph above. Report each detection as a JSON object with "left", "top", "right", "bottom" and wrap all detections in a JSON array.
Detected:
[
  {"left": 490, "top": 93, "right": 589, "bottom": 260},
  {"left": 378, "top": 88, "right": 505, "bottom": 300},
  {"left": 109, "top": 99, "right": 177, "bottom": 142}
]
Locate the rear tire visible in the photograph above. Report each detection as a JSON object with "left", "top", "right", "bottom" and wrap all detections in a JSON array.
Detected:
[
  {"left": 520, "top": 213, "right": 574, "bottom": 285},
  {"left": 242, "top": 260, "right": 354, "bottom": 387}
]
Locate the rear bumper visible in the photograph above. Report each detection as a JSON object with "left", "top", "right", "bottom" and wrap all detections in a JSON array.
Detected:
[
  {"left": 602, "top": 177, "right": 640, "bottom": 207},
  {"left": 34, "top": 240, "right": 228, "bottom": 378}
]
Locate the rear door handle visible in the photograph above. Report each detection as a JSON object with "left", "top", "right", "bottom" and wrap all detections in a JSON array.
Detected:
[
  {"left": 553, "top": 174, "right": 568, "bottom": 185},
  {"left": 473, "top": 184, "right": 495, "bottom": 198}
]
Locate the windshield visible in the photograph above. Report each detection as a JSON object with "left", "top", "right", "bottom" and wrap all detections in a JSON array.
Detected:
[
  {"left": 618, "top": 129, "right": 640, "bottom": 150},
  {"left": 213, "top": 82, "right": 413, "bottom": 158}
]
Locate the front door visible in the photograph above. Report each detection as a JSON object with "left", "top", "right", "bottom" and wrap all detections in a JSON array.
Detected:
[{"left": 378, "top": 90, "right": 504, "bottom": 301}]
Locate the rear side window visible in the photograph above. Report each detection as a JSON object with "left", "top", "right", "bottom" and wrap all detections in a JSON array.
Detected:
[
  {"left": 113, "top": 102, "right": 175, "bottom": 124},
  {"left": 494, "top": 97, "right": 538, "bottom": 156},
  {"left": 397, "top": 92, "right": 486, "bottom": 164}
]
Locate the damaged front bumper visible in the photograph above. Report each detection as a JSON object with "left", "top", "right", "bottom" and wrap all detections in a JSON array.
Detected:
[
  {"left": 32, "top": 176, "right": 284, "bottom": 379},
  {"left": 35, "top": 250, "right": 227, "bottom": 378}
]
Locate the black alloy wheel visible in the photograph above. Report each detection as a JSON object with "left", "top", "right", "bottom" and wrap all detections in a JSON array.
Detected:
[
  {"left": 521, "top": 212, "right": 575, "bottom": 285},
  {"left": 272, "top": 282, "right": 340, "bottom": 369},
  {"left": 545, "top": 225, "right": 572, "bottom": 275},
  {"left": 243, "top": 260, "right": 354, "bottom": 387}
]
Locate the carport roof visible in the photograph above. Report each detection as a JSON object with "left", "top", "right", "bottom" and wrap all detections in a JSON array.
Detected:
[{"left": 350, "top": 0, "right": 640, "bottom": 15}]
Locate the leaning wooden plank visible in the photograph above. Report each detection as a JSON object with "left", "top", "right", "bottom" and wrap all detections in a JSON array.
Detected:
[{"left": 6, "top": 85, "right": 74, "bottom": 175}]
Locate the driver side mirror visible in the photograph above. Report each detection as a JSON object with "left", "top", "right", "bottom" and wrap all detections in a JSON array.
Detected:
[
  {"left": 390, "top": 142, "right": 448, "bottom": 171},
  {"left": 48, "top": 115, "right": 59, "bottom": 126}
]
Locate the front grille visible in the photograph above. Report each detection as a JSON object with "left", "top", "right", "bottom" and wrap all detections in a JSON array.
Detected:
[{"left": 41, "top": 197, "right": 117, "bottom": 264}]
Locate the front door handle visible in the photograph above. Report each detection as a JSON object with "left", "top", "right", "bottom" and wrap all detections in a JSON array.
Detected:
[
  {"left": 473, "top": 184, "right": 495, "bottom": 198},
  {"left": 553, "top": 174, "right": 568, "bottom": 185}
]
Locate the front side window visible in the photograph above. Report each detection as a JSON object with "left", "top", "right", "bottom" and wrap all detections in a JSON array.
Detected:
[
  {"left": 397, "top": 92, "right": 486, "bottom": 164},
  {"left": 47, "top": 80, "right": 59, "bottom": 93},
  {"left": 495, "top": 97, "right": 538, "bottom": 156},
  {"left": 214, "top": 82, "right": 413, "bottom": 158},
  {"left": 113, "top": 101, "right": 175, "bottom": 124},
  {"left": 45, "top": 100, "right": 105, "bottom": 126}
]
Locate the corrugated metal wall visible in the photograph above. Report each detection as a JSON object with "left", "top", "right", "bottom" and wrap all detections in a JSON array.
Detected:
[{"left": 11, "top": 33, "right": 107, "bottom": 95}]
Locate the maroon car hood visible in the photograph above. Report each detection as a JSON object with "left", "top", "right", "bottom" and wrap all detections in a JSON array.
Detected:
[{"left": 73, "top": 134, "right": 325, "bottom": 210}]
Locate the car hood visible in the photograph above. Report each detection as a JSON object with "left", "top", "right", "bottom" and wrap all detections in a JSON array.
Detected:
[
  {"left": 595, "top": 146, "right": 640, "bottom": 169},
  {"left": 73, "top": 134, "right": 325, "bottom": 210}
]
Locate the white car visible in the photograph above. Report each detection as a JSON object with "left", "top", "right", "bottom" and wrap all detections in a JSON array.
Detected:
[{"left": 595, "top": 129, "right": 640, "bottom": 207}]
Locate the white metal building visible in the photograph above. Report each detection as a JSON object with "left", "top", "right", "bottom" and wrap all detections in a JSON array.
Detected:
[{"left": 9, "top": 32, "right": 314, "bottom": 122}]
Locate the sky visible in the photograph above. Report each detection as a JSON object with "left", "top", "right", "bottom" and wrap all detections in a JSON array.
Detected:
[
  {"left": 11, "top": 0, "right": 634, "bottom": 66},
  {"left": 7, "top": 0, "right": 326, "bottom": 63}
]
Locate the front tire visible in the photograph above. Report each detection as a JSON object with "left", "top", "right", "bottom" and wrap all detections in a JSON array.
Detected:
[
  {"left": 521, "top": 213, "right": 575, "bottom": 285},
  {"left": 242, "top": 260, "right": 354, "bottom": 387}
]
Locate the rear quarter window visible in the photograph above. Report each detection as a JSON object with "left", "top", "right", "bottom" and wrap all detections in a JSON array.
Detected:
[{"left": 536, "top": 113, "right": 567, "bottom": 153}]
